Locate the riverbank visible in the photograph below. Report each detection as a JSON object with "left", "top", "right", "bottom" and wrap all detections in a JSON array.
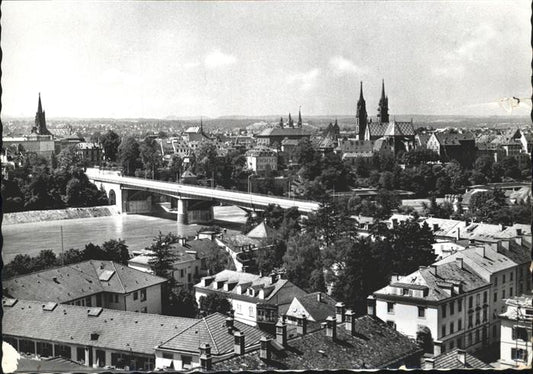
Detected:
[{"left": 2, "top": 206, "right": 120, "bottom": 225}]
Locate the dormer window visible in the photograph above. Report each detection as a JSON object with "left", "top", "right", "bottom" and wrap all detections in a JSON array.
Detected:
[{"left": 402, "top": 288, "right": 409, "bottom": 296}]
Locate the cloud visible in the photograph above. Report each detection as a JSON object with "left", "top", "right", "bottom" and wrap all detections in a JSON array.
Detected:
[
  {"left": 183, "top": 62, "right": 201, "bottom": 69},
  {"left": 287, "top": 68, "right": 320, "bottom": 91},
  {"left": 204, "top": 50, "right": 237, "bottom": 68},
  {"left": 329, "top": 56, "right": 365, "bottom": 75}
]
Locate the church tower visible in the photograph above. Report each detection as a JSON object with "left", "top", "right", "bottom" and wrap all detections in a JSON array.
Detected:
[
  {"left": 377, "top": 79, "right": 389, "bottom": 124},
  {"left": 356, "top": 81, "right": 368, "bottom": 140},
  {"left": 34, "top": 93, "right": 52, "bottom": 136},
  {"left": 297, "top": 107, "right": 302, "bottom": 128}
]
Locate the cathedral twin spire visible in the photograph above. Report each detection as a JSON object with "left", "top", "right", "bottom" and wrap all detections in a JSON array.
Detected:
[{"left": 356, "top": 79, "right": 390, "bottom": 139}]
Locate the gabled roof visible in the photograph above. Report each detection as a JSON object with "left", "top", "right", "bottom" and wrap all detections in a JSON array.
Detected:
[
  {"left": 286, "top": 292, "right": 337, "bottom": 322},
  {"left": 2, "top": 298, "right": 196, "bottom": 355},
  {"left": 433, "top": 132, "right": 475, "bottom": 145},
  {"left": 256, "top": 127, "right": 313, "bottom": 137},
  {"left": 3, "top": 260, "right": 167, "bottom": 303},
  {"left": 428, "top": 348, "right": 490, "bottom": 369},
  {"left": 211, "top": 316, "right": 423, "bottom": 370},
  {"left": 367, "top": 122, "right": 388, "bottom": 138},
  {"left": 194, "top": 270, "right": 307, "bottom": 306},
  {"left": 246, "top": 221, "right": 277, "bottom": 239},
  {"left": 384, "top": 121, "right": 414, "bottom": 137},
  {"left": 157, "top": 313, "right": 270, "bottom": 355}
]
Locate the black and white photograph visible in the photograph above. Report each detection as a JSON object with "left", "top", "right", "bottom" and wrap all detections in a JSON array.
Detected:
[{"left": 1, "top": 0, "right": 531, "bottom": 372}]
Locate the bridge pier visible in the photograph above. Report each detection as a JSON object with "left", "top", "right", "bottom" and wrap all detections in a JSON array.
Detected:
[{"left": 177, "top": 199, "right": 188, "bottom": 224}]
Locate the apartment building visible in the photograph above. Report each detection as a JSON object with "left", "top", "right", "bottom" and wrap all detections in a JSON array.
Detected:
[
  {"left": 498, "top": 294, "right": 532, "bottom": 368},
  {"left": 3, "top": 260, "right": 166, "bottom": 314},
  {"left": 371, "top": 259, "right": 491, "bottom": 355}
]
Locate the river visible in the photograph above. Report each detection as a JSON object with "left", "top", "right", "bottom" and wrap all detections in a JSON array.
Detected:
[{"left": 1, "top": 206, "right": 247, "bottom": 263}]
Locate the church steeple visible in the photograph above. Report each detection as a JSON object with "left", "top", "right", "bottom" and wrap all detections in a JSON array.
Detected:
[
  {"left": 34, "top": 92, "right": 52, "bottom": 136},
  {"left": 297, "top": 107, "right": 302, "bottom": 128},
  {"left": 377, "top": 79, "right": 389, "bottom": 124},
  {"left": 288, "top": 113, "right": 294, "bottom": 128},
  {"left": 356, "top": 81, "right": 368, "bottom": 140}
]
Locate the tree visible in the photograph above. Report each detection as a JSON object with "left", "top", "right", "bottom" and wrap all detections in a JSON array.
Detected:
[
  {"left": 256, "top": 238, "right": 287, "bottom": 275},
  {"left": 101, "top": 239, "right": 130, "bottom": 264},
  {"left": 118, "top": 136, "right": 141, "bottom": 176},
  {"left": 101, "top": 130, "right": 121, "bottom": 162},
  {"left": 33, "top": 249, "right": 58, "bottom": 271},
  {"left": 167, "top": 288, "right": 198, "bottom": 318},
  {"left": 4, "top": 254, "right": 34, "bottom": 277},
  {"left": 283, "top": 233, "right": 325, "bottom": 292},
  {"left": 57, "top": 145, "right": 82, "bottom": 171},
  {"left": 139, "top": 137, "right": 162, "bottom": 179},
  {"left": 204, "top": 245, "right": 235, "bottom": 275},
  {"left": 195, "top": 142, "right": 218, "bottom": 179},
  {"left": 198, "top": 293, "right": 232, "bottom": 316},
  {"left": 169, "top": 154, "right": 183, "bottom": 182},
  {"left": 147, "top": 232, "right": 179, "bottom": 279},
  {"left": 468, "top": 189, "right": 508, "bottom": 224}
]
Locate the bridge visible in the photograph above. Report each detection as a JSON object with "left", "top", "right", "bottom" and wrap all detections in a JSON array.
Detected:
[{"left": 86, "top": 168, "right": 320, "bottom": 224}]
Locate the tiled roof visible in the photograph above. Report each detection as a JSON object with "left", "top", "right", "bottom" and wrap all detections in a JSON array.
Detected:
[
  {"left": 374, "top": 261, "right": 489, "bottom": 302},
  {"left": 194, "top": 270, "right": 307, "bottom": 306},
  {"left": 2, "top": 298, "right": 196, "bottom": 355},
  {"left": 15, "top": 356, "right": 91, "bottom": 372},
  {"left": 257, "top": 128, "right": 313, "bottom": 137},
  {"left": 288, "top": 292, "right": 337, "bottom": 322},
  {"left": 246, "top": 221, "right": 277, "bottom": 239},
  {"left": 211, "top": 316, "right": 423, "bottom": 370},
  {"left": 367, "top": 122, "right": 388, "bottom": 138},
  {"left": 434, "top": 132, "right": 475, "bottom": 145},
  {"left": 384, "top": 121, "right": 415, "bottom": 137},
  {"left": 337, "top": 139, "right": 374, "bottom": 153},
  {"left": 429, "top": 349, "right": 490, "bottom": 369},
  {"left": 218, "top": 234, "right": 261, "bottom": 252},
  {"left": 3, "top": 260, "right": 167, "bottom": 303},
  {"left": 158, "top": 313, "right": 271, "bottom": 355}
]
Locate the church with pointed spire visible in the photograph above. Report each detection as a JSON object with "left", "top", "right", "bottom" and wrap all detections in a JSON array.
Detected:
[{"left": 32, "top": 93, "right": 53, "bottom": 136}]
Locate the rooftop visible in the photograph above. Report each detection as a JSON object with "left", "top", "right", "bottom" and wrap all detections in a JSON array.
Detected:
[
  {"left": 2, "top": 298, "right": 196, "bottom": 355},
  {"left": 3, "top": 260, "right": 167, "bottom": 303},
  {"left": 426, "top": 349, "right": 490, "bottom": 369},
  {"left": 256, "top": 127, "right": 313, "bottom": 137},
  {"left": 211, "top": 315, "right": 423, "bottom": 370}
]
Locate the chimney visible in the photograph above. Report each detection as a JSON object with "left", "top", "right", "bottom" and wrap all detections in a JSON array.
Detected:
[
  {"left": 516, "top": 228, "right": 523, "bottom": 236},
  {"left": 325, "top": 316, "right": 337, "bottom": 340},
  {"left": 270, "top": 273, "right": 277, "bottom": 284},
  {"left": 499, "top": 240, "right": 510, "bottom": 251},
  {"left": 514, "top": 236, "right": 523, "bottom": 246},
  {"left": 226, "top": 316, "right": 234, "bottom": 332},
  {"left": 199, "top": 343, "right": 212, "bottom": 370},
  {"left": 296, "top": 314, "right": 307, "bottom": 335},
  {"left": 433, "top": 340, "right": 443, "bottom": 356},
  {"left": 316, "top": 293, "right": 322, "bottom": 302},
  {"left": 433, "top": 223, "right": 439, "bottom": 232},
  {"left": 457, "top": 349, "right": 466, "bottom": 366},
  {"left": 178, "top": 237, "right": 187, "bottom": 246},
  {"left": 335, "top": 302, "right": 346, "bottom": 323},
  {"left": 499, "top": 224, "right": 506, "bottom": 231},
  {"left": 476, "top": 246, "right": 486, "bottom": 258},
  {"left": 366, "top": 295, "right": 376, "bottom": 316},
  {"left": 233, "top": 331, "right": 245, "bottom": 355},
  {"left": 345, "top": 309, "right": 355, "bottom": 335},
  {"left": 392, "top": 218, "right": 398, "bottom": 227},
  {"left": 275, "top": 319, "right": 287, "bottom": 347},
  {"left": 424, "top": 358, "right": 435, "bottom": 369},
  {"left": 259, "top": 336, "right": 271, "bottom": 361},
  {"left": 430, "top": 264, "right": 438, "bottom": 277},
  {"left": 455, "top": 227, "right": 461, "bottom": 241},
  {"left": 456, "top": 257, "right": 463, "bottom": 269}
]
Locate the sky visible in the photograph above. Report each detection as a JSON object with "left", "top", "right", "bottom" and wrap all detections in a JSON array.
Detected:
[{"left": 1, "top": 0, "right": 531, "bottom": 119}]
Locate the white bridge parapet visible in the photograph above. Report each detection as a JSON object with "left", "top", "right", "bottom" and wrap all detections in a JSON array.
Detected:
[{"left": 86, "top": 168, "right": 320, "bottom": 213}]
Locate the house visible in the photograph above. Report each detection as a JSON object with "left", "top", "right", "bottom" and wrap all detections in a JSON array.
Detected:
[
  {"left": 154, "top": 314, "right": 270, "bottom": 370},
  {"left": 3, "top": 260, "right": 167, "bottom": 314},
  {"left": 426, "top": 132, "right": 476, "bottom": 167},
  {"left": 215, "top": 233, "right": 263, "bottom": 272},
  {"left": 282, "top": 292, "right": 337, "bottom": 325},
  {"left": 497, "top": 294, "right": 532, "bottom": 368},
  {"left": 194, "top": 270, "right": 308, "bottom": 327},
  {"left": 255, "top": 127, "right": 313, "bottom": 148},
  {"left": 423, "top": 348, "right": 490, "bottom": 369},
  {"left": 2, "top": 298, "right": 196, "bottom": 370},
  {"left": 76, "top": 142, "right": 102, "bottom": 165},
  {"left": 246, "top": 220, "right": 277, "bottom": 239},
  {"left": 371, "top": 260, "right": 491, "bottom": 355},
  {"left": 245, "top": 146, "right": 278, "bottom": 174},
  {"left": 211, "top": 313, "right": 423, "bottom": 370},
  {"left": 128, "top": 238, "right": 224, "bottom": 288}
]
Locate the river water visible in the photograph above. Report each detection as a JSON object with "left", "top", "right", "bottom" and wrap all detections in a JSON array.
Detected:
[{"left": 1, "top": 206, "right": 246, "bottom": 263}]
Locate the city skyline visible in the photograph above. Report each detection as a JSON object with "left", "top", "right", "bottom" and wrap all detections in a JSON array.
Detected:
[{"left": 1, "top": 1, "right": 531, "bottom": 119}]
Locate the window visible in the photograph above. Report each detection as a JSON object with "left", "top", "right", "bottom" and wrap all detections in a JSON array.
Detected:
[
  {"left": 509, "top": 287, "right": 513, "bottom": 297},
  {"left": 494, "top": 292, "right": 497, "bottom": 302},
  {"left": 503, "top": 274, "right": 506, "bottom": 283},
  {"left": 502, "top": 290, "right": 505, "bottom": 299},
  {"left": 468, "top": 315, "right": 473, "bottom": 328},
  {"left": 249, "top": 306, "right": 254, "bottom": 317},
  {"left": 449, "top": 340, "right": 454, "bottom": 350},
  {"left": 510, "top": 272, "right": 513, "bottom": 281},
  {"left": 442, "top": 305, "right": 447, "bottom": 318},
  {"left": 483, "top": 291, "right": 487, "bottom": 304},
  {"left": 493, "top": 325, "right": 497, "bottom": 338},
  {"left": 467, "top": 332, "right": 472, "bottom": 346},
  {"left": 403, "top": 288, "right": 409, "bottom": 295},
  {"left": 181, "top": 355, "right": 192, "bottom": 369},
  {"left": 86, "top": 297, "right": 92, "bottom": 307},
  {"left": 114, "top": 294, "right": 119, "bottom": 303},
  {"left": 133, "top": 291, "right": 138, "bottom": 300},
  {"left": 387, "top": 302, "right": 395, "bottom": 314},
  {"left": 458, "top": 318, "right": 462, "bottom": 330},
  {"left": 494, "top": 276, "right": 498, "bottom": 286},
  {"left": 512, "top": 327, "right": 528, "bottom": 341},
  {"left": 450, "top": 300, "right": 455, "bottom": 315},
  {"left": 418, "top": 306, "right": 426, "bottom": 318},
  {"left": 482, "top": 309, "right": 487, "bottom": 322},
  {"left": 458, "top": 299, "right": 462, "bottom": 312},
  {"left": 457, "top": 337, "right": 463, "bottom": 349},
  {"left": 441, "top": 325, "right": 446, "bottom": 337},
  {"left": 180, "top": 269, "right": 185, "bottom": 278},
  {"left": 162, "top": 353, "right": 173, "bottom": 360},
  {"left": 140, "top": 288, "right": 146, "bottom": 302},
  {"left": 469, "top": 296, "right": 473, "bottom": 309},
  {"left": 476, "top": 294, "right": 480, "bottom": 306},
  {"left": 475, "top": 311, "right": 480, "bottom": 325},
  {"left": 511, "top": 348, "right": 528, "bottom": 362}
]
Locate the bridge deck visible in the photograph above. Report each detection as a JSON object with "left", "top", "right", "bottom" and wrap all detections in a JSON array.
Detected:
[{"left": 86, "top": 169, "right": 320, "bottom": 213}]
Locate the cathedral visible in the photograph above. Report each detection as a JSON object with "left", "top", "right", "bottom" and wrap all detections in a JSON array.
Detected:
[
  {"left": 32, "top": 93, "right": 53, "bottom": 136},
  {"left": 355, "top": 80, "right": 415, "bottom": 154}
]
